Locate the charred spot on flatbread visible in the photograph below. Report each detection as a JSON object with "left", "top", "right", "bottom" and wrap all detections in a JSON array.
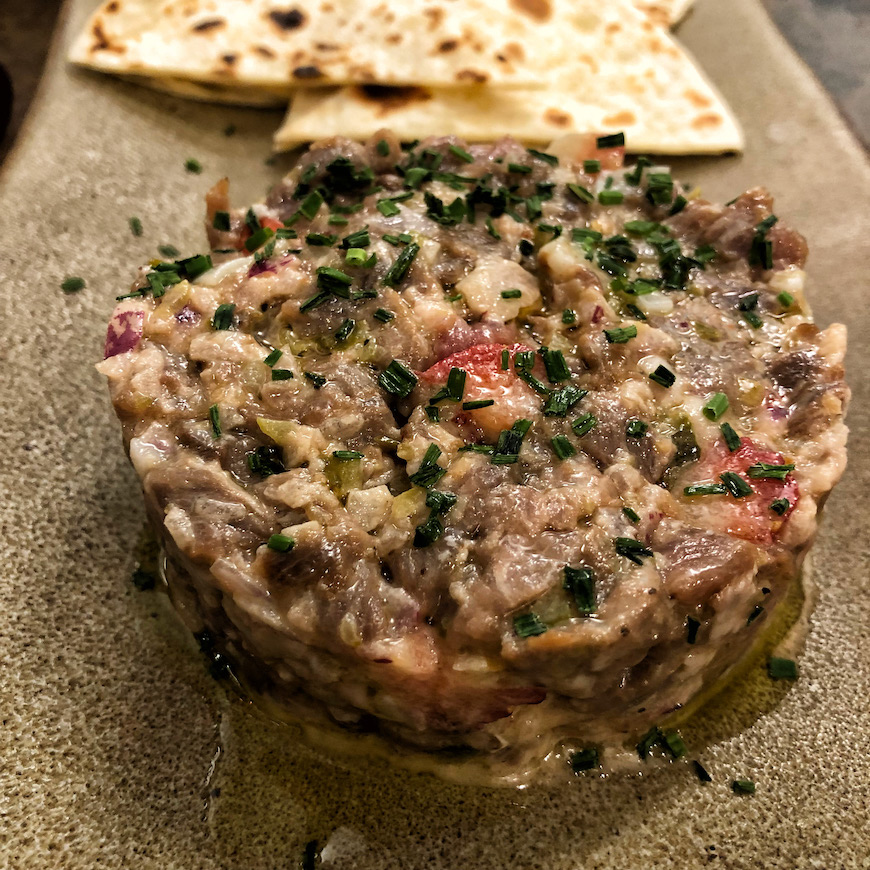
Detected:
[
  {"left": 269, "top": 9, "right": 306, "bottom": 30},
  {"left": 509, "top": 0, "right": 552, "bottom": 22},
  {"left": 439, "top": 39, "right": 459, "bottom": 53},
  {"left": 604, "top": 110, "right": 637, "bottom": 127},
  {"left": 222, "top": 54, "right": 237, "bottom": 66},
  {"left": 294, "top": 65, "right": 324, "bottom": 79},
  {"left": 456, "top": 69, "right": 489, "bottom": 84},
  {"left": 356, "top": 85, "right": 432, "bottom": 116},
  {"left": 191, "top": 19, "right": 225, "bottom": 33},
  {"left": 105, "top": 1, "right": 119, "bottom": 12},
  {"left": 692, "top": 112, "right": 724, "bottom": 130},
  {"left": 544, "top": 108, "right": 572, "bottom": 127}
]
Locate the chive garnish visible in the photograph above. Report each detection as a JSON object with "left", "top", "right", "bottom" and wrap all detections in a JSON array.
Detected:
[
  {"left": 551, "top": 435, "right": 576, "bottom": 460},
  {"left": 732, "top": 779, "right": 756, "bottom": 795},
  {"left": 518, "top": 238, "right": 535, "bottom": 256},
  {"left": 449, "top": 144, "right": 475, "bottom": 163},
  {"left": 687, "top": 616, "right": 700, "bottom": 644},
  {"left": 721, "top": 422, "right": 741, "bottom": 452},
  {"left": 446, "top": 367, "right": 467, "bottom": 402},
  {"left": 669, "top": 194, "right": 688, "bottom": 215},
  {"left": 208, "top": 404, "right": 221, "bottom": 438},
  {"left": 462, "top": 399, "right": 494, "bottom": 411},
  {"left": 570, "top": 748, "right": 599, "bottom": 773},
  {"left": 211, "top": 303, "right": 235, "bottom": 330},
  {"left": 333, "top": 450, "right": 363, "bottom": 461},
  {"left": 178, "top": 254, "right": 212, "bottom": 279},
  {"left": 747, "top": 462, "right": 794, "bottom": 480},
  {"left": 637, "top": 726, "right": 663, "bottom": 759},
  {"left": 304, "top": 371, "right": 327, "bottom": 389},
  {"left": 720, "top": 471, "right": 753, "bottom": 498},
  {"left": 383, "top": 242, "right": 420, "bottom": 286},
  {"left": 527, "top": 148, "right": 559, "bottom": 166},
  {"left": 693, "top": 761, "right": 713, "bottom": 783},
  {"left": 649, "top": 365, "right": 675, "bottom": 388},
  {"left": 158, "top": 244, "right": 180, "bottom": 259},
  {"left": 129, "top": 216, "right": 143, "bottom": 237},
  {"left": 778, "top": 291, "right": 794, "bottom": 308},
  {"left": 373, "top": 308, "right": 394, "bottom": 323},
  {"left": 614, "top": 537, "right": 653, "bottom": 565},
  {"left": 491, "top": 418, "right": 532, "bottom": 465},
  {"left": 426, "top": 490, "right": 457, "bottom": 514},
  {"left": 626, "top": 420, "right": 648, "bottom": 438},
  {"left": 413, "top": 514, "right": 444, "bottom": 548},
  {"left": 328, "top": 215, "right": 349, "bottom": 226},
  {"left": 316, "top": 266, "right": 353, "bottom": 294},
  {"left": 211, "top": 211, "right": 230, "bottom": 232},
  {"left": 485, "top": 217, "right": 501, "bottom": 240},
  {"left": 572, "top": 413, "right": 597, "bottom": 437},
  {"left": 567, "top": 183, "right": 594, "bottom": 204},
  {"left": 299, "top": 190, "right": 324, "bottom": 220},
  {"left": 747, "top": 605, "right": 764, "bottom": 625},
  {"left": 645, "top": 172, "right": 674, "bottom": 206},
  {"left": 376, "top": 199, "right": 401, "bottom": 217},
  {"left": 583, "top": 159, "right": 601, "bottom": 173},
  {"left": 61, "top": 276, "right": 86, "bottom": 293},
  {"left": 500, "top": 349, "right": 510, "bottom": 370},
  {"left": 184, "top": 158, "right": 203, "bottom": 174},
  {"left": 598, "top": 190, "right": 624, "bottom": 205},
  {"left": 597, "top": 132, "right": 625, "bottom": 148},
  {"left": 344, "top": 248, "right": 371, "bottom": 267},
  {"left": 507, "top": 163, "right": 532, "bottom": 174},
  {"left": 684, "top": 483, "right": 727, "bottom": 496},
  {"left": 340, "top": 227, "right": 371, "bottom": 249},
  {"left": 542, "top": 385, "right": 586, "bottom": 417},
  {"left": 604, "top": 325, "right": 637, "bottom": 344},
  {"left": 379, "top": 360, "right": 418, "bottom": 398},
  {"left": 513, "top": 613, "right": 547, "bottom": 638},
  {"left": 562, "top": 308, "right": 576, "bottom": 325},
  {"left": 663, "top": 730, "right": 687, "bottom": 759},
  {"left": 564, "top": 565, "right": 595, "bottom": 614},
  {"left": 622, "top": 506, "right": 640, "bottom": 523},
  {"left": 770, "top": 498, "right": 790, "bottom": 515},
  {"left": 263, "top": 348, "right": 282, "bottom": 367},
  {"left": 375, "top": 138, "right": 390, "bottom": 157},
  {"left": 305, "top": 232, "right": 337, "bottom": 247},
  {"left": 271, "top": 369, "right": 294, "bottom": 381},
  {"left": 334, "top": 318, "right": 356, "bottom": 343},
  {"left": 541, "top": 348, "right": 571, "bottom": 383},
  {"left": 624, "top": 156, "right": 651, "bottom": 186},
  {"left": 768, "top": 657, "right": 798, "bottom": 680},
  {"left": 247, "top": 445, "right": 285, "bottom": 477},
  {"left": 500, "top": 288, "right": 522, "bottom": 299},
  {"left": 267, "top": 533, "right": 295, "bottom": 553},
  {"left": 409, "top": 444, "right": 447, "bottom": 489},
  {"left": 703, "top": 392, "right": 729, "bottom": 421}
]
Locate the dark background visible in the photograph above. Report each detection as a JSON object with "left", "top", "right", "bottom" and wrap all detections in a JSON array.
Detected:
[{"left": 0, "top": 0, "right": 868, "bottom": 161}]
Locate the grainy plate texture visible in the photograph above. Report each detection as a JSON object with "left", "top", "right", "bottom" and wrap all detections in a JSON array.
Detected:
[{"left": 0, "top": 1, "right": 868, "bottom": 868}]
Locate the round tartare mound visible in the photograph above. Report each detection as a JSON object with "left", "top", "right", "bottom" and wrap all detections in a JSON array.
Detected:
[{"left": 99, "top": 132, "right": 848, "bottom": 771}]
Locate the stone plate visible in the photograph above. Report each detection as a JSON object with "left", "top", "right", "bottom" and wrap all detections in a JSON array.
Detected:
[{"left": 1, "top": 1, "right": 868, "bottom": 867}]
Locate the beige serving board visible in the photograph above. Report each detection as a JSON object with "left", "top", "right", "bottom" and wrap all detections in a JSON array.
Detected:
[{"left": 0, "top": 0, "right": 868, "bottom": 867}]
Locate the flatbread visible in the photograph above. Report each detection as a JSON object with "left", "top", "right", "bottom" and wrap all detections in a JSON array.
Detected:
[
  {"left": 635, "top": 0, "right": 695, "bottom": 27},
  {"left": 273, "top": 6, "right": 742, "bottom": 153},
  {"left": 69, "top": 0, "right": 600, "bottom": 89},
  {"left": 121, "top": 74, "right": 291, "bottom": 107}
]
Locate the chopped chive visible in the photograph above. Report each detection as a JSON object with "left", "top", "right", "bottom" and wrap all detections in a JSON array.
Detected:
[
  {"left": 598, "top": 190, "right": 624, "bottom": 205},
  {"left": 507, "top": 162, "right": 532, "bottom": 174},
  {"left": 669, "top": 194, "right": 688, "bottom": 215},
  {"left": 247, "top": 445, "right": 286, "bottom": 478},
  {"left": 564, "top": 565, "right": 596, "bottom": 614},
  {"left": 328, "top": 215, "right": 349, "bottom": 226},
  {"left": 211, "top": 211, "right": 230, "bottom": 232},
  {"left": 211, "top": 303, "right": 235, "bottom": 330},
  {"left": 732, "top": 779, "right": 756, "bottom": 795},
  {"left": 263, "top": 348, "right": 282, "bottom": 367},
  {"left": 778, "top": 291, "right": 794, "bottom": 308},
  {"left": 316, "top": 266, "right": 353, "bottom": 294},
  {"left": 491, "top": 418, "right": 532, "bottom": 465},
  {"left": 299, "top": 190, "right": 324, "bottom": 220},
  {"left": 61, "top": 276, "right": 86, "bottom": 293},
  {"left": 271, "top": 369, "right": 294, "bottom": 381},
  {"left": 128, "top": 216, "right": 144, "bottom": 237},
  {"left": 245, "top": 226, "right": 276, "bottom": 251},
  {"left": 583, "top": 159, "right": 601, "bottom": 173},
  {"left": 562, "top": 308, "right": 576, "bottom": 325},
  {"left": 333, "top": 449, "right": 363, "bottom": 461},
  {"left": 768, "top": 656, "right": 798, "bottom": 680},
  {"left": 687, "top": 616, "right": 700, "bottom": 644},
  {"left": 684, "top": 483, "right": 727, "bottom": 496},
  {"left": 721, "top": 422, "right": 742, "bottom": 452},
  {"left": 305, "top": 232, "right": 337, "bottom": 246},
  {"left": 542, "top": 385, "right": 587, "bottom": 417},
  {"left": 373, "top": 308, "right": 394, "bottom": 323},
  {"left": 597, "top": 132, "right": 625, "bottom": 148},
  {"left": 379, "top": 360, "right": 418, "bottom": 398},
  {"left": 720, "top": 471, "right": 753, "bottom": 498},
  {"left": 646, "top": 172, "right": 674, "bottom": 206},
  {"left": 703, "top": 392, "right": 729, "bottom": 421},
  {"left": 663, "top": 730, "right": 687, "bottom": 759},
  {"left": 551, "top": 435, "right": 576, "bottom": 460},
  {"left": 770, "top": 498, "right": 790, "bottom": 515},
  {"left": 426, "top": 490, "right": 457, "bottom": 514},
  {"left": 377, "top": 199, "right": 401, "bottom": 217},
  {"left": 626, "top": 420, "right": 648, "bottom": 438},
  {"left": 299, "top": 292, "right": 331, "bottom": 313},
  {"left": 624, "top": 156, "right": 651, "bottom": 186},
  {"left": 527, "top": 148, "right": 559, "bottom": 166},
  {"left": 462, "top": 399, "right": 494, "bottom": 411},
  {"left": 344, "top": 247, "right": 370, "bottom": 267},
  {"left": 624, "top": 219, "right": 659, "bottom": 236},
  {"left": 649, "top": 365, "right": 676, "bottom": 388},
  {"left": 375, "top": 138, "right": 390, "bottom": 157},
  {"left": 518, "top": 238, "right": 535, "bottom": 256},
  {"left": 158, "top": 244, "right": 180, "bottom": 259},
  {"left": 304, "top": 371, "right": 327, "bottom": 389},
  {"left": 570, "top": 748, "right": 599, "bottom": 773},
  {"left": 542, "top": 348, "right": 571, "bottom": 383},
  {"left": 637, "top": 726, "right": 663, "bottom": 760},
  {"left": 383, "top": 242, "right": 420, "bottom": 286},
  {"left": 513, "top": 613, "right": 547, "bottom": 638},
  {"left": 572, "top": 412, "right": 597, "bottom": 437},
  {"left": 413, "top": 514, "right": 444, "bottom": 548},
  {"left": 622, "top": 506, "right": 640, "bottom": 523},
  {"left": 742, "top": 310, "right": 763, "bottom": 329},
  {"left": 267, "top": 533, "right": 295, "bottom": 553},
  {"left": 485, "top": 217, "right": 501, "bottom": 240},
  {"left": 604, "top": 325, "right": 637, "bottom": 344},
  {"left": 340, "top": 227, "right": 371, "bottom": 249},
  {"left": 693, "top": 760, "right": 713, "bottom": 782},
  {"left": 208, "top": 404, "right": 221, "bottom": 438},
  {"left": 424, "top": 405, "right": 440, "bottom": 422},
  {"left": 747, "top": 462, "right": 794, "bottom": 480},
  {"left": 334, "top": 318, "right": 356, "bottom": 343},
  {"left": 501, "top": 349, "right": 510, "bottom": 370},
  {"left": 500, "top": 288, "right": 523, "bottom": 299},
  {"left": 184, "top": 158, "right": 203, "bottom": 174},
  {"left": 446, "top": 367, "right": 467, "bottom": 402},
  {"left": 449, "top": 144, "right": 475, "bottom": 163},
  {"left": 614, "top": 537, "right": 653, "bottom": 565},
  {"left": 513, "top": 353, "right": 550, "bottom": 395},
  {"left": 567, "top": 183, "right": 594, "bottom": 204}
]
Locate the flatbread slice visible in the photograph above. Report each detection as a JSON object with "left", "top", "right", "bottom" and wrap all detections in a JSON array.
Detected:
[
  {"left": 121, "top": 74, "right": 291, "bottom": 107},
  {"left": 636, "top": 0, "right": 695, "bottom": 27},
  {"left": 274, "top": 8, "right": 742, "bottom": 153},
  {"left": 69, "top": 0, "right": 599, "bottom": 89}
]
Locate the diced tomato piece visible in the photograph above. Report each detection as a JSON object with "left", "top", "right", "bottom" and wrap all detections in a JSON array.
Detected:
[
  {"left": 550, "top": 133, "right": 625, "bottom": 170},
  {"left": 259, "top": 216, "right": 284, "bottom": 232},
  {"left": 421, "top": 343, "right": 541, "bottom": 441},
  {"left": 684, "top": 439, "right": 799, "bottom": 545},
  {"left": 591, "top": 142, "right": 625, "bottom": 170}
]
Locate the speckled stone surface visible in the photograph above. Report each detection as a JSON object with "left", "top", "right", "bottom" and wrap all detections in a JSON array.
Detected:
[{"left": 1, "top": 1, "right": 869, "bottom": 867}]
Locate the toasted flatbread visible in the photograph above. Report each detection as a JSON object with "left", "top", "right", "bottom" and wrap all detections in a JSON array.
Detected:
[
  {"left": 635, "top": 0, "right": 695, "bottom": 27},
  {"left": 121, "top": 74, "right": 291, "bottom": 107},
  {"left": 70, "top": 0, "right": 599, "bottom": 89},
  {"left": 274, "top": 6, "right": 741, "bottom": 153}
]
